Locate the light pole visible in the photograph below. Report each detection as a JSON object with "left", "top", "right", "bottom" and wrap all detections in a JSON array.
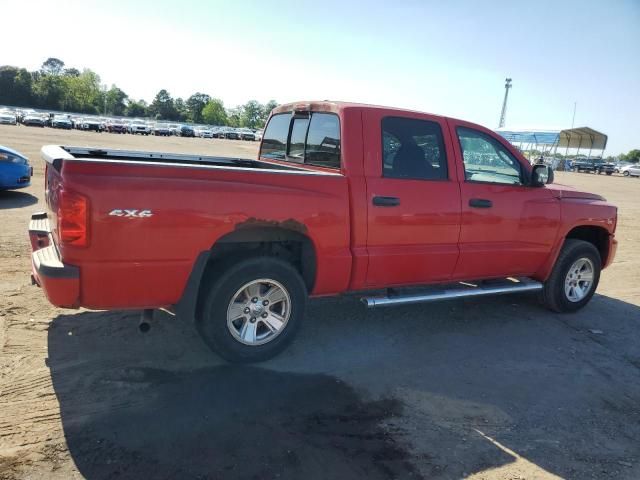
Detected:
[
  {"left": 498, "top": 78, "right": 512, "bottom": 128},
  {"left": 103, "top": 85, "right": 108, "bottom": 116}
]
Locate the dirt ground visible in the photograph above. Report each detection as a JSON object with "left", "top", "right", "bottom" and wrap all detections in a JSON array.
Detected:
[{"left": 1, "top": 124, "right": 639, "bottom": 480}]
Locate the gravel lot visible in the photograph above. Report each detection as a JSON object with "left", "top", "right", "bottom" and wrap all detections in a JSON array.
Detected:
[{"left": 1, "top": 124, "right": 639, "bottom": 480}]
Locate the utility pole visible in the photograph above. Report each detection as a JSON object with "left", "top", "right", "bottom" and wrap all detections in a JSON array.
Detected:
[
  {"left": 498, "top": 78, "right": 512, "bottom": 128},
  {"left": 571, "top": 102, "right": 576, "bottom": 129}
]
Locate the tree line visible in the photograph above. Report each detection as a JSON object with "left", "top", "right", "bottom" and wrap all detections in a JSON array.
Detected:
[{"left": 0, "top": 57, "right": 278, "bottom": 128}]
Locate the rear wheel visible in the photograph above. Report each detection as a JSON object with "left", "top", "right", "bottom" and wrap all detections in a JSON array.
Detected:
[
  {"left": 198, "top": 257, "right": 307, "bottom": 363},
  {"left": 542, "top": 239, "right": 601, "bottom": 313}
]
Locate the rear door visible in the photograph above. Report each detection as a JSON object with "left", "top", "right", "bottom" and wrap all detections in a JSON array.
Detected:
[
  {"left": 363, "top": 110, "right": 461, "bottom": 288},
  {"left": 448, "top": 120, "right": 560, "bottom": 279}
]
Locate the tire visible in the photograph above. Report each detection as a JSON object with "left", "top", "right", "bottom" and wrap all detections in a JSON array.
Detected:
[
  {"left": 198, "top": 256, "right": 307, "bottom": 363},
  {"left": 542, "top": 239, "right": 601, "bottom": 313},
  {"left": 623, "top": 171, "right": 630, "bottom": 177},
  {"left": 606, "top": 172, "right": 613, "bottom": 176}
]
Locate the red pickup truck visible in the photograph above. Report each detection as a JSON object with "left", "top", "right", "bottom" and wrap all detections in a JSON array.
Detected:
[{"left": 29, "top": 101, "right": 618, "bottom": 362}]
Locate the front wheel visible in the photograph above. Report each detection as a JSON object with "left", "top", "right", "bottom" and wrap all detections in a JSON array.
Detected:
[
  {"left": 623, "top": 171, "right": 630, "bottom": 177},
  {"left": 542, "top": 239, "right": 601, "bottom": 313},
  {"left": 198, "top": 257, "right": 307, "bottom": 363}
]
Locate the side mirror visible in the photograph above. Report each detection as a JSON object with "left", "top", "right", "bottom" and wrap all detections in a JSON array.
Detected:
[{"left": 532, "top": 164, "right": 554, "bottom": 187}]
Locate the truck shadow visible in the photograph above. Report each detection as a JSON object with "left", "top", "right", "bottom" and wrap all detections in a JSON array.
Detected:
[
  {"left": 0, "top": 190, "right": 38, "bottom": 209},
  {"left": 47, "top": 293, "right": 640, "bottom": 479}
]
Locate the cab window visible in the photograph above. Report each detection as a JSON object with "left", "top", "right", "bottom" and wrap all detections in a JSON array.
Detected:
[
  {"left": 457, "top": 127, "right": 523, "bottom": 185},
  {"left": 382, "top": 117, "right": 448, "bottom": 180},
  {"left": 260, "top": 113, "right": 290, "bottom": 159},
  {"left": 260, "top": 112, "right": 341, "bottom": 169}
]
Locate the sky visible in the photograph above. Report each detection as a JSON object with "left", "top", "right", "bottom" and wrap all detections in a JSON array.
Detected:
[{"left": 2, "top": 0, "right": 639, "bottom": 154}]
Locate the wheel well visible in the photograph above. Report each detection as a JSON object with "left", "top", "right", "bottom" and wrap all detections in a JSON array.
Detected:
[
  {"left": 566, "top": 226, "right": 610, "bottom": 265},
  {"left": 200, "top": 225, "right": 316, "bottom": 296}
]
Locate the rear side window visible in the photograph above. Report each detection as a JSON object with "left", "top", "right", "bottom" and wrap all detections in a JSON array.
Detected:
[
  {"left": 382, "top": 117, "right": 447, "bottom": 180},
  {"left": 260, "top": 112, "right": 341, "bottom": 169},
  {"left": 261, "top": 113, "right": 290, "bottom": 159}
]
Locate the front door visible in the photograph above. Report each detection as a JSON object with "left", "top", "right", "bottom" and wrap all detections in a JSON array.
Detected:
[
  {"left": 448, "top": 121, "right": 560, "bottom": 280},
  {"left": 364, "top": 111, "right": 462, "bottom": 288}
]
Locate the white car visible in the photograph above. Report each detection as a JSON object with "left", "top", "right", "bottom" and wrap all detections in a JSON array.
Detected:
[
  {"left": 620, "top": 164, "right": 640, "bottom": 177},
  {"left": 199, "top": 127, "right": 214, "bottom": 138},
  {"left": 254, "top": 129, "right": 264, "bottom": 141},
  {"left": 0, "top": 111, "right": 17, "bottom": 125},
  {"left": 129, "top": 121, "right": 151, "bottom": 135}
]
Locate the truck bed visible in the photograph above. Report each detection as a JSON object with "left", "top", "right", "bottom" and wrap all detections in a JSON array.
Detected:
[{"left": 43, "top": 145, "right": 310, "bottom": 172}]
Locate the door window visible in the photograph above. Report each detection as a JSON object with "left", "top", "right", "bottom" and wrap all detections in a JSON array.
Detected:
[
  {"left": 382, "top": 116, "right": 448, "bottom": 180},
  {"left": 457, "top": 127, "right": 523, "bottom": 185}
]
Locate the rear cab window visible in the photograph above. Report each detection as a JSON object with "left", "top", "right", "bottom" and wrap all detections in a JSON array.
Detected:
[
  {"left": 260, "top": 112, "right": 341, "bottom": 169},
  {"left": 381, "top": 116, "right": 448, "bottom": 180}
]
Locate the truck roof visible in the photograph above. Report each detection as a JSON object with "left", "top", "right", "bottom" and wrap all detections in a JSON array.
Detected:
[
  {"left": 273, "top": 100, "right": 473, "bottom": 127},
  {"left": 275, "top": 100, "right": 449, "bottom": 116}
]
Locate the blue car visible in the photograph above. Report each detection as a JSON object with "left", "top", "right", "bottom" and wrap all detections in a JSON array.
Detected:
[{"left": 0, "top": 145, "right": 32, "bottom": 191}]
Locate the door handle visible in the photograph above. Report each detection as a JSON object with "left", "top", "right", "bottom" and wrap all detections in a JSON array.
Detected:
[
  {"left": 372, "top": 196, "right": 400, "bottom": 207},
  {"left": 469, "top": 198, "right": 492, "bottom": 208}
]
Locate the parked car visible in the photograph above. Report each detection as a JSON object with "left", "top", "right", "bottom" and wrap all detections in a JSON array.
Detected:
[
  {"left": 22, "top": 113, "right": 46, "bottom": 127},
  {"left": 168, "top": 124, "right": 181, "bottom": 136},
  {"left": 0, "top": 111, "right": 18, "bottom": 125},
  {"left": 572, "top": 158, "right": 614, "bottom": 175},
  {"left": 29, "top": 101, "right": 618, "bottom": 363},
  {"left": 200, "top": 128, "right": 214, "bottom": 138},
  {"left": 51, "top": 115, "right": 73, "bottom": 130},
  {"left": 254, "top": 129, "right": 264, "bottom": 141},
  {"left": 129, "top": 121, "right": 151, "bottom": 135},
  {"left": 180, "top": 125, "right": 195, "bottom": 137},
  {"left": 0, "top": 145, "right": 31, "bottom": 190},
  {"left": 71, "top": 117, "right": 84, "bottom": 129},
  {"left": 152, "top": 123, "right": 172, "bottom": 136},
  {"left": 223, "top": 127, "right": 240, "bottom": 140},
  {"left": 238, "top": 128, "right": 256, "bottom": 141},
  {"left": 620, "top": 164, "right": 640, "bottom": 177},
  {"left": 211, "top": 127, "right": 225, "bottom": 138},
  {"left": 614, "top": 162, "right": 631, "bottom": 173},
  {"left": 82, "top": 118, "right": 103, "bottom": 132},
  {"left": 106, "top": 120, "right": 128, "bottom": 134}
]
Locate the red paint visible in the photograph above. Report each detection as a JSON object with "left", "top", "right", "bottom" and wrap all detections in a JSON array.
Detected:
[{"left": 30, "top": 101, "right": 618, "bottom": 310}]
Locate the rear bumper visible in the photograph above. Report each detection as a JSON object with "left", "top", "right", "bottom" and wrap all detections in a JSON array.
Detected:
[{"left": 29, "top": 212, "right": 80, "bottom": 308}]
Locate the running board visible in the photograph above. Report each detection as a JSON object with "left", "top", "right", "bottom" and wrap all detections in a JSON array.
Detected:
[{"left": 361, "top": 278, "right": 543, "bottom": 308}]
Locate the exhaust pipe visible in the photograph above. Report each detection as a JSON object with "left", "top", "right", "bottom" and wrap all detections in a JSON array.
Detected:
[{"left": 139, "top": 309, "right": 153, "bottom": 333}]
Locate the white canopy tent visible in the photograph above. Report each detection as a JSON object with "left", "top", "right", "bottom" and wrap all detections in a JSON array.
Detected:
[{"left": 495, "top": 127, "right": 608, "bottom": 170}]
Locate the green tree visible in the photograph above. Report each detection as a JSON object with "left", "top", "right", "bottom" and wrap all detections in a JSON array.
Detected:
[
  {"left": 621, "top": 149, "right": 640, "bottom": 164},
  {"left": 201, "top": 98, "right": 228, "bottom": 125},
  {"left": 62, "top": 69, "right": 102, "bottom": 113},
  {"left": 64, "top": 68, "right": 81, "bottom": 77},
  {"left": 186, "top": 92, "right": 211, "bottom": 123},
  {"left": 126, "top": 99, "right": 148, "bottom": 117},
  {"left": 259, "top": 100, "right": 279, "bottom": 127},
  {"left": 41, "top": 57, "right": 65, "bottom": 75},
  {"left": 240, "top": 100, "right": 263, "bottom": 128},
  {"left": 227, "top": 106, "right": 242, "bottom": 127},
  {"left": 149, "top": 89, "right": 178, "bottom": 120},
  {"left": 105, "top": 85, "right": 128, "bottom": 116},
  {"left": 174, "top": 98, "right": 188, "bottom": 121},
  {"left": 33, "top": 73, "right": 66, "bottom": 109},
  {"left": 0, "top": 66, "right": 33, "bottom": 106}
]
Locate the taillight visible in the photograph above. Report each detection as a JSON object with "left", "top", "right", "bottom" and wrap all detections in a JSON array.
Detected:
[{"left": 58, "top": 189, "right": 89, "bottom": 247}]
